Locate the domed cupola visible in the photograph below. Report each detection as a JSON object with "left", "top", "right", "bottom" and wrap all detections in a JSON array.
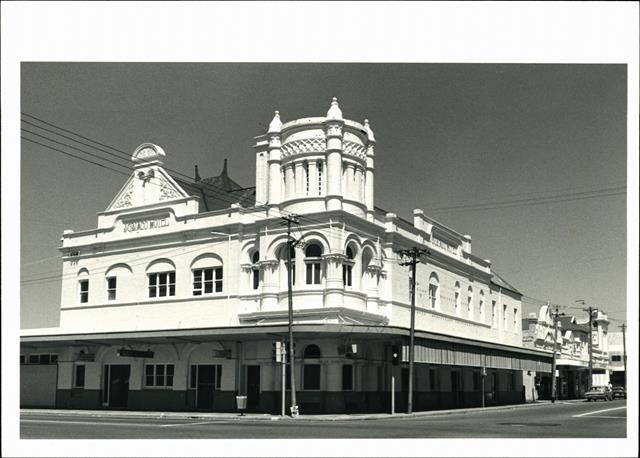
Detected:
[{"left": 254, "top": 97, "right": 376, "bottom": 220}]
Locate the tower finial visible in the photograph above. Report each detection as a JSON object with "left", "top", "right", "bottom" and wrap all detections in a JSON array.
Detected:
[
  {"left": 364, "top": 119, "right": 376, "bottom": 142},
  {"left": 326, "top": 96, "right": 343, "bottom": 120},
  {"left": 268, "top": 110, "right": 282, "bottom": 133},
  {"left": 221, "top": 158, "right": 228, "bottom": 177}
]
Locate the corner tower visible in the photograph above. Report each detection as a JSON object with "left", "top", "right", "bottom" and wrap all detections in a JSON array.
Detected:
[{"left": 253, "top": 97, "right": 376, "bottom": 219}]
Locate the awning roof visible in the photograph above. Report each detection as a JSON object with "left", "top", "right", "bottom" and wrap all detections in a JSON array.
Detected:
[{"left": 20, "top": 324, "right": 551, "bottom": 360}]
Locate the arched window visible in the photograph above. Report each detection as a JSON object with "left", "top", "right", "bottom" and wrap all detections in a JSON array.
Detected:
[
  {"left": 190, "top": 255, "right": 223, "bottom": 296},
  {"left": 479, "top": 290, "right": 485, "bottom": 322},
  {"left": 303, "top": 344, "right": 322, "bottom": 358},
  {"left": 305, "top": 243, "right": 323, "bottom": 285},
  {"left": 343, "top": 246, "right": 355, "bottom": 287},
  {"left": 279, "top": 244, "right": 296, "bottom": 286},
  {"left": 317, "top": 160, "right": 323, "bottom": 194},
  {"left": 251, "top": 251, "right": 260, "bottom": 290},
  {"left": 303, "top": 344, "right": 321, "bottom": 390},
  {"left": 78, "top": 268, "right": 90, "bottom": 304},
  {"left": 454, "top": 282, "right": 461, "bottom": 315},
  {"left": 467, "top": 286, "right": 474, "bottom": 320},
  {"left": 147, "top": 259, "right": 177, "bottom": 298},
  {"left": 304, "top": 161, "right": 310, "bottom": 195},
  {"left": 428, "top": 273, "right": 439, "bottom": 309}
]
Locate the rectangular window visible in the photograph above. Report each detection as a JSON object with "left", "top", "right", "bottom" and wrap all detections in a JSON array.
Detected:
[
  {"left": 252, "top": 269, "right": 260, "bottom": 290},
  {"left": 74, "top": 365, "right": 86, "bottom": 388},
  {"left": 107, "top": 276, "right": 117, "bottom": 301},
  {"left": 193, "top": 267, "right": 223, "bottom": 295},
  {"left": 492, "top": 301, "right": 497, "bottom": 327},
  {"left": 514, "top": 308, "right": 518, "bottom": 333},
  {"left": 317, "top": 161, "right": 323, "bottom": 194},
  {"left": 304, "top": 162, "right": 310, "bottom": 195},
  {"left": 189, "top": 364, "right": 221, "bottom": 389},
  {"left": 303, "top": 364, "right": 321, "bottom": 390},
  {"left": 306, "top": 262, "right": 321, "bottom": 285},
  {"left": 149, "top": 272, "right": 176, "bottom": 298},
  {"left": 342, "top": 365, "right": 353, "bottom": 390},
  {"left": 144, "top": 364, "right": 175, "bottom": 388},
  {"left": 29, "top": 354, "right": 39, "bottom": 364},
  {"left": 27, "top": 354, "right": 58, "bottom": 364},
  {"left": 611, "top": 355, "right": 622, "bottom": 362},
  {"left": 428, "top": 284, "right": 438, "bottom": 309},
  {"left": 79, "top": 279, "right": 89, "bottom": 303},
  {"left": 343, "top": 264, "right": 353, "bottom": 287},
  {"left": 503, "top": 304, "right": 508, "bottom": 329}
]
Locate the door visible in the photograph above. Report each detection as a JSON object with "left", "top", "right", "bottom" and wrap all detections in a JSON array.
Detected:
[
  {"left": 451, "top": 370, "right": 461, "bottom": 407},
  {"left": 246, "top": 365, "right": 260, "bottom": 410},
  {"left": 195, "top": 365, "right": 217, "bottom": 410},
  {"left": 107, "top": 364, "right": 130, "bottom": 408}
]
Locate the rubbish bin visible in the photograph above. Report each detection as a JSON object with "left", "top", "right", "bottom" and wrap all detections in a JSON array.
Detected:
[{"left": 236, "top": 395, "right": 247, "bottom": 415}]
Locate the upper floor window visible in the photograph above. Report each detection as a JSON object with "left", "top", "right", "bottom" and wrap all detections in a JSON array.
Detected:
[
  {"left": 280, "top": 245, "right": 296, "bottom": 286},
  {"left": 79, "top": 279, "right": 89, "bottom": 303},
  {"left": 27, "top": 354, "right": 58, "bottom": 365},
  {"left": 428, "top": 273, "right": 439, "bottom": 309},
  {"left": 304, "top": 162, "right": 310, "bottom": 195},
  {"left": 479, "top": 291, "right": 485, "bottom": 322},
  {"left": 317, "top": 161, "right": 323, "bottom": 194},
  {"left": 149, "top": 272, "right": 176, "bottom": 298},
  {"left": 193, "top": 267, "right": 223, "bottom": 295},
  {"left": 513, "top": 308, "right": 518, "bottom": 333},
  {"left": 106, "top": 276, "right": 117, "bottom": 301},
  {"left": 305, "top": 244, "right": 323, "bottom": 285},
  {"left": 252, "top": 251, "right": 260, "bottom": 290},
  {"left": 492, "top": 301, "right": 497, "bottom": 327},
  {"left": 611, "top": 355, "right": 622, "bottom": 362},
  {"left": 503, "top": 303, "right": 508, "bottom": 329},
  {"left": 343, "top": 246, "right": 354, "bottom": 287},
  {"left": 467, "top": 287, "right": 474, "bottom": 320},
  {"left": 454, "top": 282, "right": 461, "bottom": 315}
]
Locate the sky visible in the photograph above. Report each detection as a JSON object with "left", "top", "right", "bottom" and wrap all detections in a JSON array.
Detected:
[{"left": 19, "top": 62, "right": 628, "bottom": 328}]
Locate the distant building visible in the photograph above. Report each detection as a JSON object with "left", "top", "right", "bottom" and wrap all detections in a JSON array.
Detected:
[
  {"left": 21, "top": 98, "right": 550, "bottom": 414},
  {"left": 522, "top": 306, "right": 610, "bottom": 399},
  {"left": 607, "top": 332, "right": 626, "bottom": 387}
]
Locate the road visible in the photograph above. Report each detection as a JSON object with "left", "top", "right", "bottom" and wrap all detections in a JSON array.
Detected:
[{"left": 20, "top": 400, "right": 626, "bottom": 439}]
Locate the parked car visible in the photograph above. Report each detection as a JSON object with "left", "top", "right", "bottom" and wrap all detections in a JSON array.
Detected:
[
  {"left": 585, "top": 386, "right": 613, "bottom": 402},
  {"left": 611, "top": 386, "right": 626, "bottom": 399}
]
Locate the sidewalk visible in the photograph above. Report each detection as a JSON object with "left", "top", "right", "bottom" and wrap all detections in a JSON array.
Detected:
[{"left": 21, "top": 399, "right": 585, "bottom": 422}]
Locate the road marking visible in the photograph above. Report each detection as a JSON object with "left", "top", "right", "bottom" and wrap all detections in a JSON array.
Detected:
[
  {"left": 160, "top": 421, "right": 223, "bottom": 427},
  {"left": 586, "top": 415, "right": 626, "bottom": 419},
  {"left": 21, "top": 419, "right": 166, "bottom": 428},
  {"left": 573, "top": 406, "right": 627, "bottom": 418}
]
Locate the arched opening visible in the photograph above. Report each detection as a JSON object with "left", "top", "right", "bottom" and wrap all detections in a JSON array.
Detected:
[
  {"left": 454, "top": 282, "right": 461, "bottom": 315},
  {"left": 304, "top": 243, "right": 323, "bottom": 285},
  {"left": 479, "top": 290, "right": 485, "bottom": 322},
  {"left": 428, "top": 273, "right": 440, "bottom": 310},
  {"left": 303, "top": 344, "right": 321, "bottom": 390},
  {"left": 467, "top": 286, "right": 474, "bottom": 320},
  {"left": 251, "top": 250, "right": 260, "bottom": 290},
  {"left": 278, "top": 244, "right": 296, "bottom": 287},
  {"left": 343, "top": 245, "right": 355, "bottom": 287}
]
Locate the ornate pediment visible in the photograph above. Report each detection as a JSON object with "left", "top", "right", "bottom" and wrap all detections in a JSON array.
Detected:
[
  {"left": 132, "top": 143, "right": 165, "bottom": 165},
  {"left": 106, "top": 166, "right": 189, "bottom": 212}
]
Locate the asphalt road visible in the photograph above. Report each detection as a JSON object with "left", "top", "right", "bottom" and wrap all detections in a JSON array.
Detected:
[{"left": 20, "top": 400, "right": 627, "bottom": 439}]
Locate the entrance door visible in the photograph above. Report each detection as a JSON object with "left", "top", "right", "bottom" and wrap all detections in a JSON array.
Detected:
[
  {"left": 195, "top": 365, "right": 217, "bottom": 410},
  {"left": 451, "top": 370, "right": 461, "bottom": 407},
  {"left": 106, "top": 364, "right": 130, "bottom": 408},
  {"left": 246, "top": 365, "right": 260, "bottom": 410}
]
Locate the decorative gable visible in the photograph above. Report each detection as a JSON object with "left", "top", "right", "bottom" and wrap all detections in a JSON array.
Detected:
[{"left": 105, "top": 143, "right": 191, "bottom": 212}]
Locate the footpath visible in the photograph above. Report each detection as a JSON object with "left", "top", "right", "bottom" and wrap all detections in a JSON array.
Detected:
[{"left": 21, "top": 399, "right": 586, "bottom": 422}]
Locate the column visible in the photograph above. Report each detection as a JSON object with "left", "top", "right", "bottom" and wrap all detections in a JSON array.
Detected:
[
  {"left": 285, "top": 164, "right": 295, "bottom": 200},
  {"left": 295, "top": 162, "right": 304, "bottom": 197},
  {"left": 268, "top": 111, "right": 283, "bottom": 206},
  {"left": 324, "top": 98, "right": 344, "bottom": 211},
  {"left": 308, "top": 161, "right": 318, "bottom": 197},
  {"left": 364, "top": 119, "right": 376, "bottom": 221}
]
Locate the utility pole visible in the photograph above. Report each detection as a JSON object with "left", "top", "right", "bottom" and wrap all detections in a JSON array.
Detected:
[
  {"left": 619, "top": 323, "right": 627, "bottom": 389},
  {"left": 578, "top": 301, "right": 597, "bottom": 390},
  {"left": 550, "top": 303, "right": 564, "bottom": 403},
  {"left": 282, "top": 214, "right": 300, "bottom": 417},
  {"left": 399, "top": 247, "right": 428, "bottom": 415}
]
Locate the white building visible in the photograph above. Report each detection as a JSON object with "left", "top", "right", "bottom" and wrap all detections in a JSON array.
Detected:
[
  {"left": 522, "top": 306, "right": 610, "bottom": 399},
  {"left": 607, "top": 331, "right": 626, "bottom": 387},
  {"left": 21, "top": 98, "right": 551, "bottom": 413}
]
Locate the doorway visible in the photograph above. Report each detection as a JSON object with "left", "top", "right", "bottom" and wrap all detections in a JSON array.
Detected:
[
  {"left": 246, "top": 365, "right": 260, "bottom": 411},
  {"left": 192, "top": 364, "right": 221, "bottom": 410},
  {"left": 451, "top": 370, "right": 461, "bottom": 407},
  {"left": 103, "top": 364, "right": 130, "bottom": 408}
]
